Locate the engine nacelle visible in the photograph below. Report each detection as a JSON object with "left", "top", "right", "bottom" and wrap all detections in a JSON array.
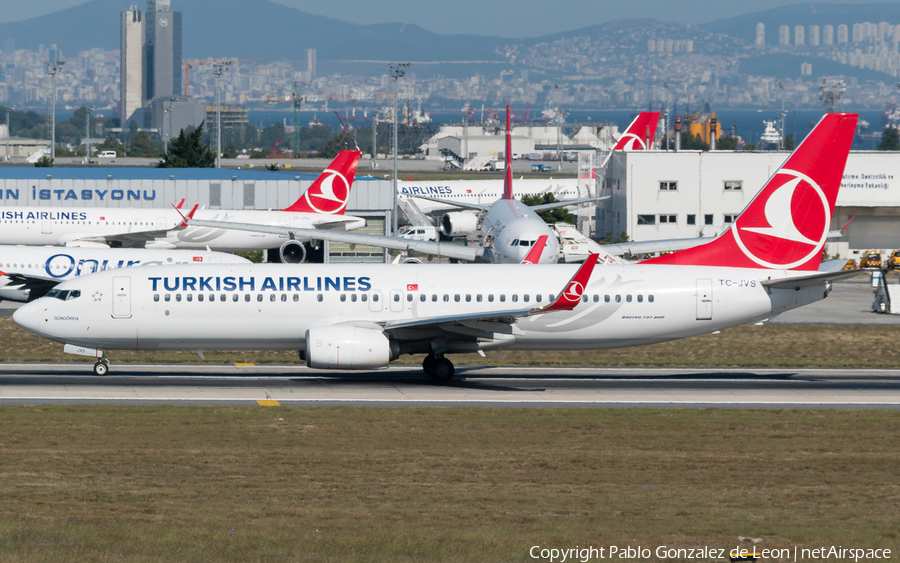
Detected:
[
  {"left": 279, "top": 240, "right": 307, "bottom": 264},
  {"left": 305, "top": 324, "right": 392, "bottom": 370},
  {"left": 440, "top": 212, "right": 479, "bottom": 237}
]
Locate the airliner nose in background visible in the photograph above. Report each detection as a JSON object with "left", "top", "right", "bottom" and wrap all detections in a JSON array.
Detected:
[
  {"left": 13, "top": 114, "right": 860, "bottom": 381},
  {"left": 0, "top": 150, "right": 365, "bottom": 261}
]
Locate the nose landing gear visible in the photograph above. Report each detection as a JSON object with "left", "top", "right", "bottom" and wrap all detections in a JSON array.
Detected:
[{"left": 422, "top": 354, "right": 455, "bottom": 383}]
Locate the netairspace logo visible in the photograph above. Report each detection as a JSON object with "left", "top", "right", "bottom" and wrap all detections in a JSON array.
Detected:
[{"left": 528, "top": 545, "right": 893, "bottom": 562}]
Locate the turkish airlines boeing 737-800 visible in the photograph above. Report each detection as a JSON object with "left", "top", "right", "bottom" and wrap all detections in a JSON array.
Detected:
[
  {"left": 13, "top": 113, "right": 859, "bottom": 381},
  {"left": 0, "top": 151, "right": 365, "bottom": 260}
]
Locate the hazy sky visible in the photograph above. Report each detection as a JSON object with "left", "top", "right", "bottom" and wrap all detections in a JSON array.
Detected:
[{"left": 0, "top": 0, "right": 888, "bottom": 37}]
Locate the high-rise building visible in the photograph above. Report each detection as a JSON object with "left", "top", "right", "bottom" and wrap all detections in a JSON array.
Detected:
[
  {"left": 779, "top": 25, "right": 790, "bottom": 46},
  {"left": 120, "top": 5, "right": 145, "bottom": 123},
  {"left": 809, "top": 25, "right": 820, "bottom": 47},
  {"left": 145, "top": 0, "right": 182, "bottom": 101},
  {"left": 823, "top": 25, "right": 834, "bottom": 46},
  {"left": 795, "top": 25, "right": 805, "bottom": 46},
  {"left": 306, "top": 49, "right": 316, "bottom": 79},
  {"left": 837, "top": 24, "right": 848, "bottom": 44},
  {"left": 755, "top": 23, "right": 765, "bottom": 47}
]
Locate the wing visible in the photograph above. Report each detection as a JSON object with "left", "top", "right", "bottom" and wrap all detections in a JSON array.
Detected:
[
  {"left": 529, "top": 195, "right": 609, "bottom": 212},
  {"left": 187, "top": 219, "right": 489, "bottom": 263},
  {"left": 610, "top": 237, "right": 711, "bottom": 256},
  {"left": 382, "top": 254, "right": 599, "bottom": 332},
  {"left": 409, "top": 194, "right": 489, "bottom": 212}
]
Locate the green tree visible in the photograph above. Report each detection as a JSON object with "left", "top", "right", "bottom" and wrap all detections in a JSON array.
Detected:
[
  {"left": 319, "top": 132, "right": 356, "bottom": 159},
  {"left": 259, "top": 122, "right": 289, "bottom": 153},
  {"left": 783, "top": 133, "right": 796, "bottom": 151},
  {"left": 128, "top": 131, "right": 159, "bottom": 158},
  {"left": 34, "top": 155, "right": 54, "bottom": 168},
  {"left": 521, "top": 193, "right": 575, "bottom": 224},
  {"left": 716, "top": 135, "right": 738, "bottom": 150},
  {"left": 680, "top": 132, "right": 709, "bottom": 150},
  {"left": 878, "top": 127, "right": 900, "bottom": 151},
  {"left": 158, "top": 122, "right": 215, "bottom": 168},
  {"left": 96, "top": 136, "right": 124, "bottom": 156}
]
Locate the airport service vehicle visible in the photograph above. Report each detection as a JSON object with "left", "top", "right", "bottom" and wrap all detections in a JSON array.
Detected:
[
  {"left": 189, "top": 107, "right": 606, "bottom": 265},
  {"left": 13, "top": 113, "right": 861, "bottom": 380},
  {"left": 531, "top": 164, "right": 553, "bottom": 172},
  {"left": 886, "top": 250, "right": 900, "bottom": 270},
  {"left": 860, "top": 251, "right": 882, "bottom": 269},
  {"left": 98, "top": 151, "right": 117, "bottom": 159},
  {"left": 0, "top": 151, "right": 365, "bottom": 261},
  {"left": 0, "top": 246, "right": 251, "bottom": 303},
  {"left": 398, "top": 225, "right": 437, "bottom": 242}
]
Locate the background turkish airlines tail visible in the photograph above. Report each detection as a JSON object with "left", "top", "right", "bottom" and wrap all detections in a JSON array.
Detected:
[
  {"left": 612, "top": 112, "right": 661, "bottom": 151},
  {"left": 502, "top": 104, "right": 514, "bottom": 200},
  {"left": 281, "top": 150, "right": 361, "bottom": 214},
  {"left": 642, "top": 113, "right": 857, "bottom": 271}
]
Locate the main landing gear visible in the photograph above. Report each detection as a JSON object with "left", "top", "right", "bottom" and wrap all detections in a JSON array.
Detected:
[
  {"left": 93, "top": 357, "right": 110, "bottom": 376},
  {"left": 422, "top": 354, "right": 455, "bottom": 383}
]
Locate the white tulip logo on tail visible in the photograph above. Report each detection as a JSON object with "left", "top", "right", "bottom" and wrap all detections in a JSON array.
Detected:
[
  {"left": 733, "top": 168, "right": 830, "bottom": 269},
  {"left": 616, "top": 133, "right": 647, "bottom": 151},
  {"left": 302, "top": 169, "right": 350, "bottom": 214},
  {"left": 563, "top": 281, "right": 584, "bottom": 301}
]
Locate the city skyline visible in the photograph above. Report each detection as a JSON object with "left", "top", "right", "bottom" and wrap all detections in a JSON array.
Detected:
[{"left": 0, "top": 0, "right": 892, "bottom": 39}]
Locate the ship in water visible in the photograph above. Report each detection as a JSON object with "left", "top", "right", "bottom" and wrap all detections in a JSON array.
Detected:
[{"left": 759, "top": 120, "right": 782, "bottom": 147}]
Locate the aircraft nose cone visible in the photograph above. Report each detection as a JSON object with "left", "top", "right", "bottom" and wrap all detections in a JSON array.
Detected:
[{"left": 12, "top": 302, "right": 43, "bottom": 336}]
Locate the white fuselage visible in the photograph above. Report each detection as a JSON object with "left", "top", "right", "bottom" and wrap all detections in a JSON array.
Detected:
[
  {"left": 481, "top": 199, "right": 558, "bottom": 264},
  {"left": 0, "top": 207, "right": 365, "bottom": 251},
  {"left": 398, "top": 179, "right": 580, "bottom": 214},
  {"left": 0, "top": 245, "right": 250, "bottom": 302},
  {"left": 13, "top": 262, "right": 827, "bottom": 353}
]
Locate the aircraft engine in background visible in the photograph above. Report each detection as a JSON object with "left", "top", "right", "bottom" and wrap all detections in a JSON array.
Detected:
[
  {"left": 279, "top": 240, "right": 307, "bottom": 264},
  {"left": 440, "top": 212, "right": 479, "bottom": 237}
]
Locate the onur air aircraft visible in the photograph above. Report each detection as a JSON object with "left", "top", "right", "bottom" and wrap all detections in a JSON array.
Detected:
[
  {"left": 188, "top": 107, "right": 609, "bottom": 265},
  {"left": 399, "top": 111, "right": 659, "bottom": 218},
  {"left": 0, "top": 246, "right": 250, "bottom": 303},
  {"left": 0, "top": 151, "right": 365, "bottom": 261},
  {"left": 13, "top": 113, "right": 860, "bottom": 381}
]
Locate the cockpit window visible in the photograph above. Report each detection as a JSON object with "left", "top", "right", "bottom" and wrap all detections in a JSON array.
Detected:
[
  {"left": 46, "top": 289, "right": 60, "bottom": 299},
  {"left": 66, "top": 290, "right": 81, "bottom": 300}
]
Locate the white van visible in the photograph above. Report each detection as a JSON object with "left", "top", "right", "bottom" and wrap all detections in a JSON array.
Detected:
[
  {"left": 98, "top": 151, "right": 117, "bottom": 158},
  {"left": 398, "top": 225, "right": 437, "bottom": 242}
]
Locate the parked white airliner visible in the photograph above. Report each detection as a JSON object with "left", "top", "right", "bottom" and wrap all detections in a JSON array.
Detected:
[
  {"left": 12, "top": 113, "right": 859, "bottom": 381},
  {"left": 0, "top": 151, "right": 365, "bottom": 261},
  {"left": 398, "top": 111, "right": 659, "bottom": 215},
  {"left": 188, "top": 107, "right": 607, "bottom": 265},
  {"left": 0, "top": 246, "right": 250, "bottom": 302}
]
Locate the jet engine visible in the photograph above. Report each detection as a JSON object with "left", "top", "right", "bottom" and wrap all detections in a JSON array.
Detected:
[
  {"left": 279, "top": 240, "right": 307, "bottom": 264},
  {"left": 305, "top": 324, "right": 396, "bottom": 370},
  {"left": 440, "top": 212, "right": 479, "bottom": 237}
]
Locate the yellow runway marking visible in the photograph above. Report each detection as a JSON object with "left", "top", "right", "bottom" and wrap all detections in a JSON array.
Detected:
[
  {"left": 234, "top": 362, "right": 255, "bottom": 366},
  {"left": 257, "top": 400, "right": 280, "bottom": 406}
]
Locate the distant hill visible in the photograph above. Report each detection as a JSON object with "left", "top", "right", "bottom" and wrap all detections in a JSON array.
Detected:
[
  {"left": 738, "top": 53, "right": 894, "bottom": 82},
  {"left": 702, "top": 3, "right": 900, "bottom": 44},
  {"left": 0, "top": 0, "right": 506, "bottom": 66}
]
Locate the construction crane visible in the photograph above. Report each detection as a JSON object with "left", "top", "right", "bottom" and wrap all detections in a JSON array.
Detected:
[{"left": 182, "top": 58, "right": 264, "bottom": 96}]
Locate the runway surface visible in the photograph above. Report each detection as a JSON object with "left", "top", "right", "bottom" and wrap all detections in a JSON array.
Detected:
[{"left": 0, "top": 363, "right": 898, "bottom": 409}]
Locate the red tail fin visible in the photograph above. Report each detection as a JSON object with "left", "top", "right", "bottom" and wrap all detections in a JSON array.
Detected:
[
  {"left": 502, "top": 104, "right": 513, "bottom": 200},
  {"left": 643, "top": 113, "right": 857, "bottom": 271},
  {"left": 281, "top": 150, "right": 361, "bottom": 214},
  {"left": 521, "top": 234, "right": 549, "bottom": 264},
  {"left": 613, "top": 111, "right": 660, "bottom": 151}
]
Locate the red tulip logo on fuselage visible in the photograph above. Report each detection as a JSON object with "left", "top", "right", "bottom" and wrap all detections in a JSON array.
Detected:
[{"left": 733, "top": 169, "right": 829, "bottom": 269}]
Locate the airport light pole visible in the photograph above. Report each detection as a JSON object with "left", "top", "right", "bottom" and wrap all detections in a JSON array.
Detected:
[
  {"left": 5, "top": 109, "right": 9, "bottom": 162},
  {"left": 85, "top": 106, "right": 95, "bottom": 160},
  {"left": 213, "top": 61, "right": 231, "bottom": 168},
  {"left": 389, "top": 62, "right": 409, "bottom": 235},
  {"left": 662, "top": 82, "right": 670, "bottom": 151},
  {"left": 163, "top": 106, "right": 170, "bottom": 155},
  {"left": 46, "top": 60, "right": 65, "bottom": 162}
]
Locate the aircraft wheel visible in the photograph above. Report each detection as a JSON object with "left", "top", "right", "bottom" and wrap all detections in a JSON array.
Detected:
[
  {"left": 429, "top": 357, "right": 455, "bottom": 383},
  {"left": 422, "top": 354, "right": 437, "bottom": 377},
  {"left": 93, "top": 361, "right": 109, "bottom": 376}
]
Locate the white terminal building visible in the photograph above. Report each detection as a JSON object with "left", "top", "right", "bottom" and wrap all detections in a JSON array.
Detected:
[{"left": 599, "top": 151, "right": 900, "bottom": 259}]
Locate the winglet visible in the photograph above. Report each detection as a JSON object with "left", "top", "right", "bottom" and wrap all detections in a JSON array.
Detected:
[
  {"left": 502, "top": 104, "right": 513, "bottom": 200},
  {"left": 175, "top": 198, "right": 185, "bottom": 209},
  {"left": 173, "top": 203, "right": 198, "bottom": 227},
  {"left": 540, "top": 254, "right": 599, "bottom": 312},
  {"left": 281, "top": 150, "right": 361, "bottom": 214},
  {"left": 521, "top": 234, "right": 549, "bottom": 264}
]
